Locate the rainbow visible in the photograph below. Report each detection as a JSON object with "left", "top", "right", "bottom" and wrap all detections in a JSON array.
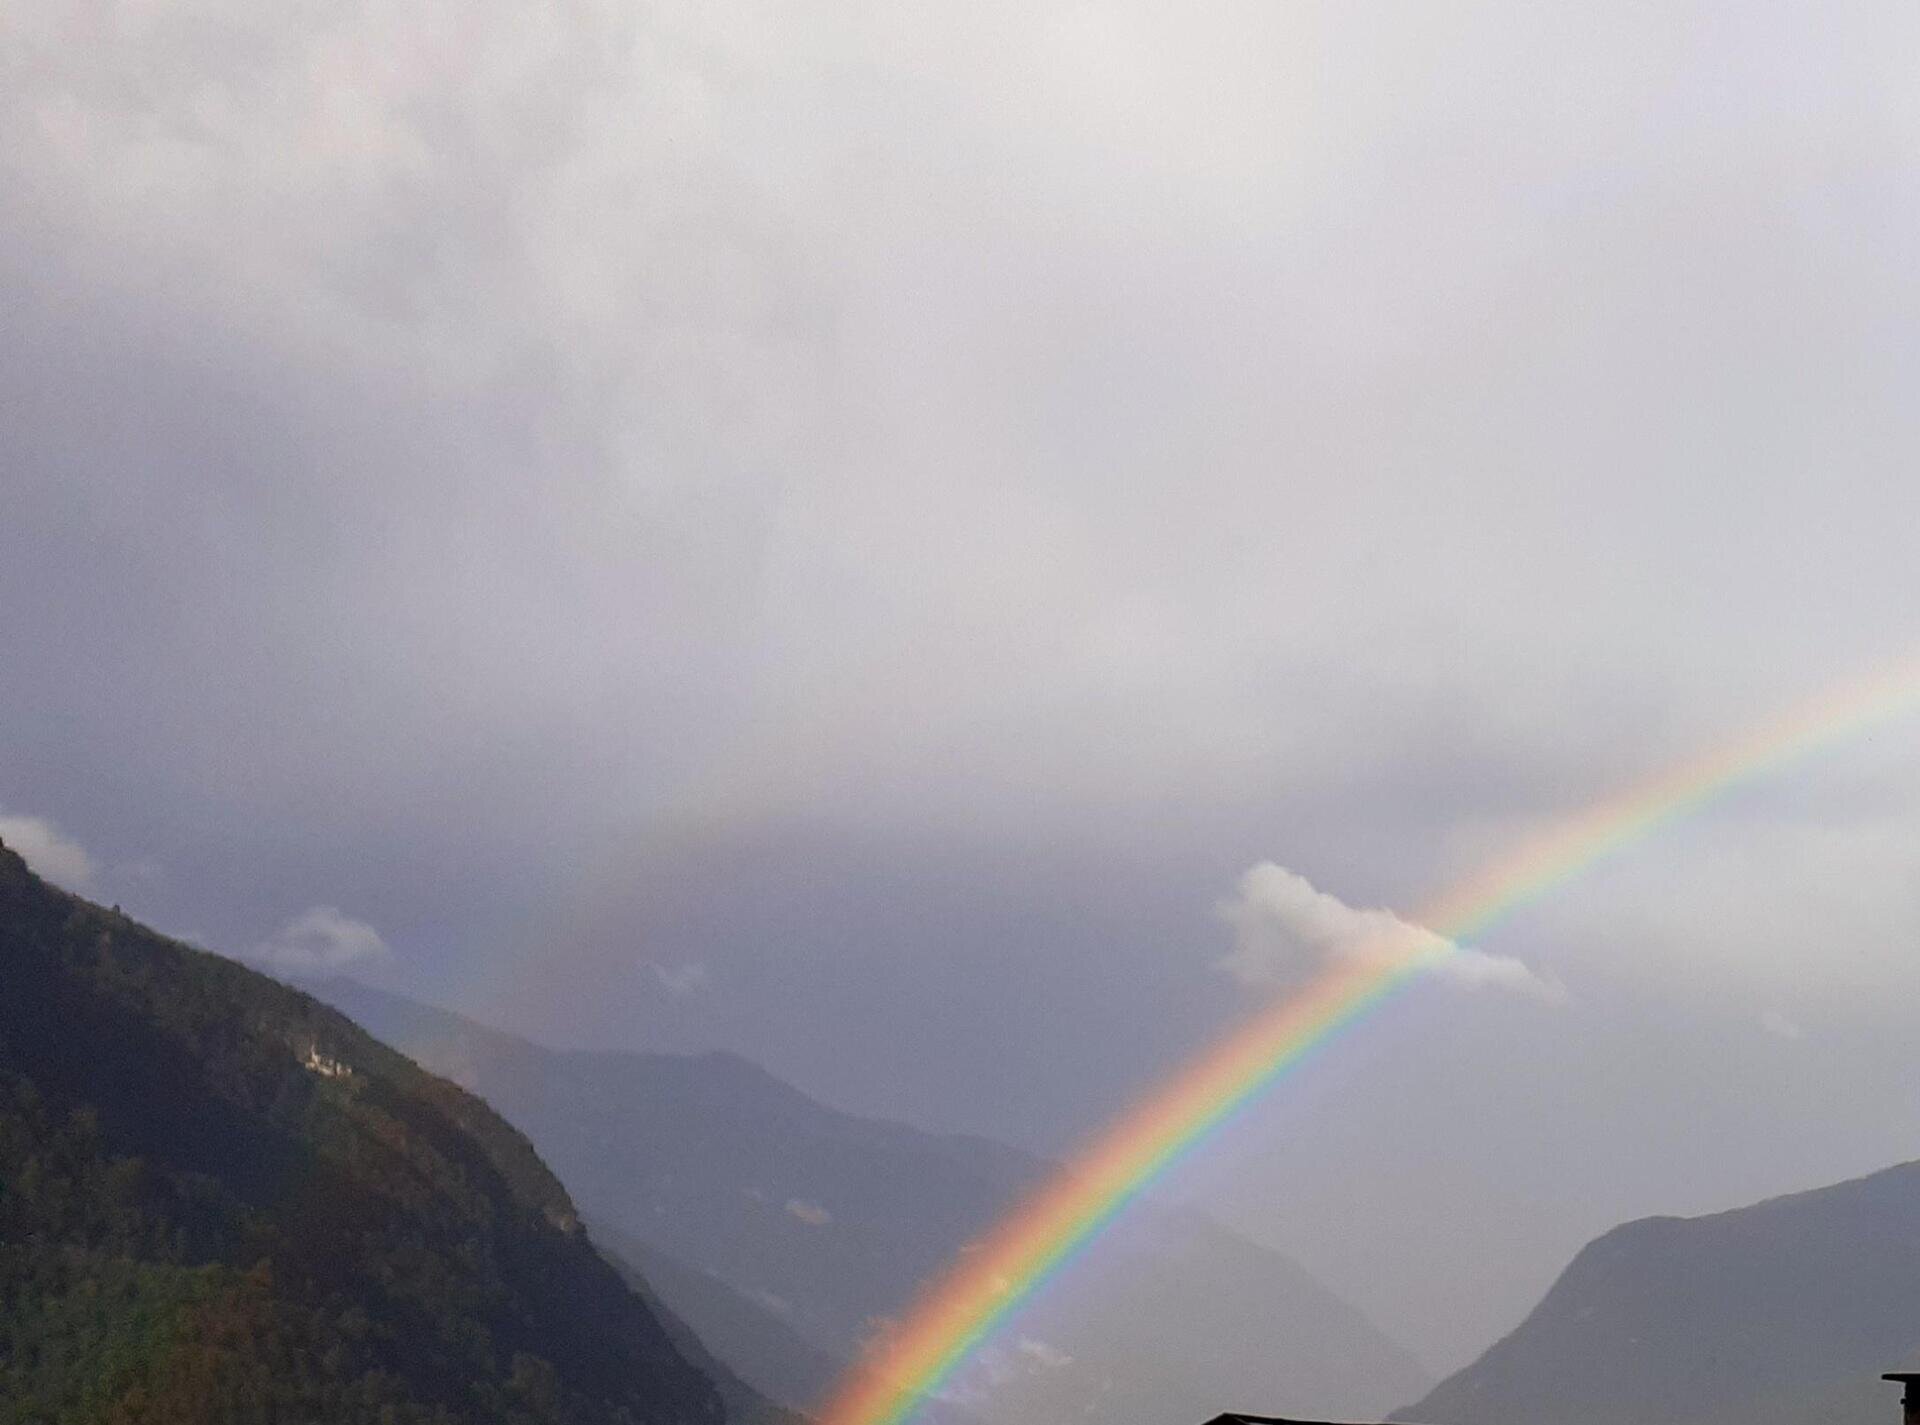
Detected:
[{"left": 817, "top": 660, "right": 1920, "bottom": 1425}]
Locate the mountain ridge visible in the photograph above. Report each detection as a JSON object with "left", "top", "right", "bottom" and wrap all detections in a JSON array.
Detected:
[{"left": 1402, "top": 1157, "right": 1920, "bottom": 1425}]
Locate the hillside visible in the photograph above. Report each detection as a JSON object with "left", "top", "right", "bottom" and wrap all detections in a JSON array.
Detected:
[
  {"left": 309, "top": 980, "right": 1432, "bottom": 1424},
  {"left": 1404, "top": 1161, "right": 1920, "bottom": 1425},
  {"left": 593, "top": 1232, "right": 801, "bottom": 1425},
  {"left": 592, "top": 1221, "right": 846, "bottom": 1422},
  {"left": 0, "top": 837, "right": 730, "bottom": 1424}
]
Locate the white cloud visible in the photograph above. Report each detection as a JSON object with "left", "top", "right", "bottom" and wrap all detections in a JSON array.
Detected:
[
  {"left": 1016, "top": 1338, "right": 1074, "bottom": 1370},
  {"left": 256, "top": 905, "right": 389, "bottom": 971},
  {"left": 749, "top": 1289, "right": 793, "bottom": 1318},
  {"left": 0, "top": 811, "right": 95, "bottom": 889},
  {"left": 650, "top": 960, "right": 711, "bottom": 996},
  {"left": 1217, "top": 862, "right": 1563, "bottom": 1002},
  {"left": 785, "top": 1197, "right": 832, "bottom": 1226}
]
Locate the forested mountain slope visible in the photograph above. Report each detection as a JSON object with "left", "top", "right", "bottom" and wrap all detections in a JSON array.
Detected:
[{"left": 0, "top": 837, "right": 731, "bottom": 1424}]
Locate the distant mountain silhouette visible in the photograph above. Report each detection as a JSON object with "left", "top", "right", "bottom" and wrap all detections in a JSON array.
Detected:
[
  {"left": 309, "top": 979, "right": 1432, "bottom": 1425},
  {"left": 1404, "top": 1161, "right": 1920, "bottom": 1425},
  {"left": 0, "top": 837, "right": 750, "bottom": 1423}
]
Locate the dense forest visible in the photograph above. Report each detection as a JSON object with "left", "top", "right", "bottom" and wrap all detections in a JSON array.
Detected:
[{"left": 0, "top": 835, "right": 728, "bottom": 1424}]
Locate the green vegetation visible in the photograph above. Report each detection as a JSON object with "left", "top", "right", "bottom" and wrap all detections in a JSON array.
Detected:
[{"left": 0, "top": 838, "right": 725, "bottom": 1424}]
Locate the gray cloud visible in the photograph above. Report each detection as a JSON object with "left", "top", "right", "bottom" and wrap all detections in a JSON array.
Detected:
[{"left": 8, "top": 0, "right": 1920, "bottom": 854}]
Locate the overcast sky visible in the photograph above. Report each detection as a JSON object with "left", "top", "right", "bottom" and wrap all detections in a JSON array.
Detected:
[{"left": 10, "top": 0, "right": 1920, "bottom": 1372}]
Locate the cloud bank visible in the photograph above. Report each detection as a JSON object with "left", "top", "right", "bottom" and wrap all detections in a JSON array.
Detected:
[
  {"left": 256, "top": 905, "right": 390, "bottom": 972},
  {"left": 1217, "top": 862, "right": 1562, "bottom": 1002}
]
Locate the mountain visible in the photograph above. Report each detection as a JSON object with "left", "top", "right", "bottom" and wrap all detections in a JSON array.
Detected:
[
  {"left": 592, "top": 1220, "right": 847, "bottom": 1421},
  {"left": 1405, "top": 1161, "right": 1920, "bottom": 1425},
  {"left": 596, "top": 1229, "right": 804, "bottom": 1425},
  {"left": 0, "top": 836, "right": 737, "bottom": 1424},
  {"left": 308, "top": 979, "right": 1433, "bottom": 1424}
]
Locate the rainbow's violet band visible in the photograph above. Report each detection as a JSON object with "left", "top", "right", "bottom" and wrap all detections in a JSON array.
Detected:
[{"left": 816, "top": 662, "right": 1920, "bottom": 1425}]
